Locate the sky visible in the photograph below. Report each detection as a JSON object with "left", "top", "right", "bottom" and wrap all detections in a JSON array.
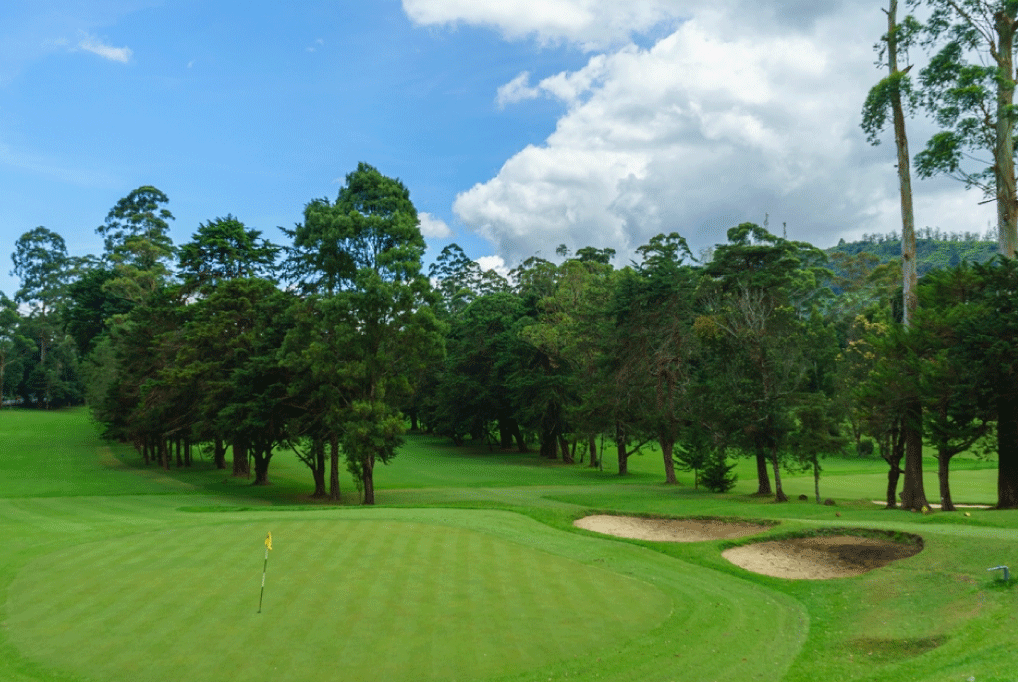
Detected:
[{"left": 0, "top": 0, "right": 999, "bottom": 297}]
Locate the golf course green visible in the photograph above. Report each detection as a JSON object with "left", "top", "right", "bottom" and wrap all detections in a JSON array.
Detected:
[{"left": 2, "top": 408, "right": 1018, "bottom": 681}]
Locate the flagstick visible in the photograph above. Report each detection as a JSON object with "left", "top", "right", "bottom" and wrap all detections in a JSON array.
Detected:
[{"left": 258, "top": 532, "right": 271, "bottom": 613}]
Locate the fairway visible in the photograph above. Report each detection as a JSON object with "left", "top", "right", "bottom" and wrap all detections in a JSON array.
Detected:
[{"left": 3, "top": 408, "right": 1018, "bottom": 682}]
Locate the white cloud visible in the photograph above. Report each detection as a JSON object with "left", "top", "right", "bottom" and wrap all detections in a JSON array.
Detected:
[
  {"left": 403, "top": 0, "right": 685, "bottom": 50},
  {"left": 78, "top": 34, "right": 132, "bottom": 63},
  {"left": 496, "top": 72, "right": 540, "bottom": 109},
  {"left": 448, "top": 1, "right": 997, "bottom": 264},
  {"left": 418, "top": 212, "right": 453, "bottom": 238},
  {"left": 475, "top": 255, "right": 511, "bottom": 279}
]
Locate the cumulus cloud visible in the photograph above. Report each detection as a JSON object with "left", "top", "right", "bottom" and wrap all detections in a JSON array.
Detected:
[
  {"left": 475, "top": 255, "right": 511, "bottom": 279},
  {"left": 448, "top": 0, "right": 995, "bottom": 265},
  {"left": 403, "top": 0, "right": 685, "bottom": 50},
  {"left": 77, "top": 33, "right": 132, "bottom": 63},
  {"left": 418, "top": 212, "right": 453, "bottom": 238}
]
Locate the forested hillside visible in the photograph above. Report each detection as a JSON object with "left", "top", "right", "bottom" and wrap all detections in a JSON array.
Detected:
[{"left": 827, "top": 229, "right": 998, "bottom": 275}]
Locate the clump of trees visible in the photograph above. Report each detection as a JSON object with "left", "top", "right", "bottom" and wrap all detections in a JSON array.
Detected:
[{"left": 7, "top": 157, "right": 1018, "bottom": 509}]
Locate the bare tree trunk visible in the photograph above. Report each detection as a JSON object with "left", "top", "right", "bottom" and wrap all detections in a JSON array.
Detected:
[
  {"left": 754, "top": 448, "right": 772, "bottom": 495},
  {"left": 887, "top": 0, "right": 927, "bottom": 512},
  {"left": 937, "top": 450, "right": 956, "bottom": 511},
  {"left": 995, "top": 12, "right": 1018, "bottom": 258},
  {"left": 213, "top": 438, "right": 226, "bottom": 469},
  {"left": 329, "top": 433, "right": 341, "bottom": 502},
  {"left": 771, "top": 444, "right": 788, "bottom": 502},
  {"left": 661, "top": 438, "right": 677, "bottom": 484},
  {"left": 362, "top": 456, "right": 375, "bottom": 505},
  {"left": 616, "top": 422, "right": 628, "bottom": 475},
  {"left": 997, "top": 391, "right": 1018, "bottom": 509},
  {"left": 900, "top": 399, "right": 928, "bottom": 510}
]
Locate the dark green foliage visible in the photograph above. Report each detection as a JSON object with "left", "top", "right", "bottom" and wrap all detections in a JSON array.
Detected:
[
  {"left": 178, "top": 215, "right": 279, "bottom": 293},
  {"left": 62, "top": 268, "right": 133, "bottom": 355},
  {"left": 699, "top": 449, "right": 738, "bottom": 493}
]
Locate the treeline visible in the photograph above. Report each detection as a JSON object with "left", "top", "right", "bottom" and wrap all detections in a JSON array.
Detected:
[
  {"left": 829, "top": 233, "right": 999, "bottom": 275},
  {"left": 4, "top": 165, "right": 1018, "bottom": 508}
]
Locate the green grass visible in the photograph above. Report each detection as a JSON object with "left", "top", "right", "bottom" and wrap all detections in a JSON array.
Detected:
[{"left": 2, "top": 407, "right": 1018, "bottom": 681}]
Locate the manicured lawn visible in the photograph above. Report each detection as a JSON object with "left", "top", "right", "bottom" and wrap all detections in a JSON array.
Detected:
[{"left": 2, "top": 407, "right": 1017, "bottom": 681}]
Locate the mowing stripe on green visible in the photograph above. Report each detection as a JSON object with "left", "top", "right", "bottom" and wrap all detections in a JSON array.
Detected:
[{"left": 7, "top": 519, "right": 671, "bottom": 682}]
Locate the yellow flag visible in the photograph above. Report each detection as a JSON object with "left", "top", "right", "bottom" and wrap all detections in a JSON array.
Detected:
[{"left": 265, "top": 531, "right": 272, "bottom": 551}]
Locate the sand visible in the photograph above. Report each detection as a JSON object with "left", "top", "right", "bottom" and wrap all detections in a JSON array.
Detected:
[{"left": 574, "top": 514, "right": 921, "bottom": 579}]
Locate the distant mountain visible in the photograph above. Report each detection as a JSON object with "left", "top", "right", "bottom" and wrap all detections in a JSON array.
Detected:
[{"left": 826, "top": 229, "right": 998, "bottom": 276}]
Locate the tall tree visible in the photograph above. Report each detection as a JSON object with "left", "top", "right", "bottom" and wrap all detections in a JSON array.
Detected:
[
  {"left": 284, "top": 162, "right": 443, "bottom": 504},
  {"left": 863, "top": 0, "right": 928, "bottom": 510},
  {"left": 912, "top": 0, "right": 1018, "bottom": 257},
  {"left": 97, "top": 186, "right": 176, "bottom": 303},
  {"left": 10, "top": 227, "right": 72, "bottom": 316}
]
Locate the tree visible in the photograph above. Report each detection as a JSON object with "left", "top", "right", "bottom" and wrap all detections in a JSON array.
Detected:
[
  {"left": 10, "top": 227, "right": 72, "bottom": 315},
  {"left": 284, "top": 163, "right": 444, "bottom": 504},
  {"left": 702, "top": 223, "right": 831, "bottom": 500},
  {"left": 949, "top": 256, "right": 1018, "bottom": 508},
  {"left": 912, "top": 0, "right": 1018, "bottom": 258},
  {"left": 0, "top": 292, "right": 31, "bottom": 406},
  {"left": 97, "top": 186, "right": 176, "bottom": 303},
  {"left": 177, "top": 215, "right": 279, "bottom": 294},
  {"left": 914, "top": 263, "right": 994, "bottom": 510},
  {"left": 863, "top": 0, "right": 929, "bottom": 511},
  {"left": 609, "top": 233, "right": 700, "bottom": 483}
]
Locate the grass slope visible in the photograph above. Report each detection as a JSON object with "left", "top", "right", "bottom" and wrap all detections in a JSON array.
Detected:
[{"left": 1, "top": 408, "right": 1017, "bottom": 681}]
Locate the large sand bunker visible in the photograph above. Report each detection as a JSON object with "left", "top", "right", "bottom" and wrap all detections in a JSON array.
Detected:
[
  {"left": 574, "top": 515, "right": 770, "bottom": 542},
  {"left": 722, "top": 535, "right": 923, "bottom": 579}
]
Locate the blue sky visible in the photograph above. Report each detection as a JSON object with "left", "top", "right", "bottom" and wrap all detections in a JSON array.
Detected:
[{"left": 1, "top": 0, "right": 997, "bottom": 297}]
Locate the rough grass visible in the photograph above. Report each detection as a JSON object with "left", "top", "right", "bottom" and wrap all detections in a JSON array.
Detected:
[{"left": 2, "top": 408, "right": 1018, "bottom": 681}]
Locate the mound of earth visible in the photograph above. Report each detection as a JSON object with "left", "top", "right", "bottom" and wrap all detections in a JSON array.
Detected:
[
  {"left": 574, "top": 515, "right": 770, "bottom": 542},
  {"left": 722, "top": 535, "right": 922, "bottom": 579}
]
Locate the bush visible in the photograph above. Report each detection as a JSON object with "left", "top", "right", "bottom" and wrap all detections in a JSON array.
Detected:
[{"left": 700, "top": 450, "right": 737, "bottom": 493}]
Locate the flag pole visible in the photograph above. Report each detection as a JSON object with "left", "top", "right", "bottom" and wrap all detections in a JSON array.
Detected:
[{"left": 258, "top": 531, "right": 272, "bottom": 613}]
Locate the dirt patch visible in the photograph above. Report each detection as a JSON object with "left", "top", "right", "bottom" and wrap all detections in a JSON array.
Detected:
[
  {"left": 722, "top": 535, "right": 922, "bottom": 579},
  {"left": 573, "top": 515, "right": 770, "bottom": 542}
]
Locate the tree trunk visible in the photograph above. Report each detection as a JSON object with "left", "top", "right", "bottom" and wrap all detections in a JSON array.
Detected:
[
  {"left": 251, "top": 447, "right": 271, "bottom": 485},
  {"left": 813, "top": 458, "right": 821, "bottom": 504},
  {"left": 159, "top": 437, "right": 169, "bottom": 471},
  {"left": 362, "top": 456, "right": 375, "bottom": 505},
  {"left": 184, "top": 436, "right": 192, "bottom": 467},
  {"left": 232, "top": 439, "right": 250, "bottom": 477},
  {"left": 213, "top": 438, "right": 226, "bottom": 469},
  {"left": 142, "top": 435, "right": 150, "bottom": 466},
  {"left": 883, "top": 420, "right": 904, "bottom": 508},
  {"left": 995, "top": 12, "right": 1018, "bottom": 258},
  {"left": 900, "top": 398, "right": 927, "bottom": 510},
  {"left": 588, "top": 434, "right": 599, "bottom": 468},
  {"left": 937, "top": 449, "right": 955, "bottom": 512},
  {"left": 329, "top": 433, "right": 341, "bottom": 502},
  {"left": 997, "top": 391, "right": 1018, "bottom": 509},
  {"left": 661, "top": 438, "right": 677, "bottom": 484},
  {"left": 559, "top": 435, "right": 573, "bottom": 464},
  {"left": 754, "top": 447, "right": 772, "bottom": 495},
  {"left": 311, "top": 439, "right": 327, "bottom": 498},
  {"left": 175, "top": 438, "right": 182, "bottom": 467},
  {"left": 886, "top": 0, "right": 918, "bottom": 324},
  {"left": 771, "top": 444, "right": 788, "bottom": 502},
  {"left": 616, "top": 422, "right": 628, "bottom": 476}
]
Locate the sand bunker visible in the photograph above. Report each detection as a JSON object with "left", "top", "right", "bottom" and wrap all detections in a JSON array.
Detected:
[
  {"left": 574, "top": 515, "right": 770, "bottom": 542},
  {"left": 722, "top": 535, "right": 923, "bottom": 579}
]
